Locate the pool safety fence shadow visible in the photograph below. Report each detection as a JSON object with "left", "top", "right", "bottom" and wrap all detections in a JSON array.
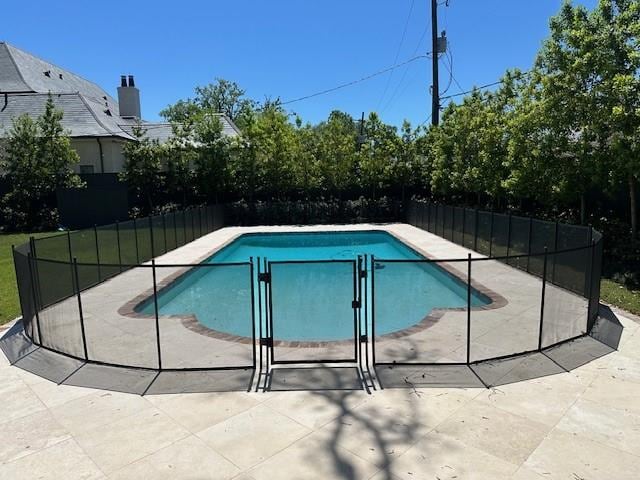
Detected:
[{"left": 6, "top": 201, "right": 614, "bottom": 394}]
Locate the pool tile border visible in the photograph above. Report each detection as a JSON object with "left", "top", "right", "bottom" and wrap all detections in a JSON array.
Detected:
[{"left": 117, "top": 228, "right": 509, "bottom": 349}]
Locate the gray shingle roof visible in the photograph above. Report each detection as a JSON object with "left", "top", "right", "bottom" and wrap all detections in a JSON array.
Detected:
[
  {"left": 0, "top": 93, "right": 134, "bottom": 139},
  {"left": 118, "top": 114, "right": 241, "bottom": 144},
  {"left": 0, "top": 42, "right": 119, "bottom": 109},
  {"left": 0, "top": 42, "right": 240, "bottom": 142}
]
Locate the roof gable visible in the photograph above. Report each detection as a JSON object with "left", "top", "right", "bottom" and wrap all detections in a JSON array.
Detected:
[{"left": 0, "top": 42, "right": 118, "bottom": 111}]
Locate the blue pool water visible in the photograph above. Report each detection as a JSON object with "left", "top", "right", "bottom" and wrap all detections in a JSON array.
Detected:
[{"left": 138, "top": 231, "right": 490, "bottom": 341}]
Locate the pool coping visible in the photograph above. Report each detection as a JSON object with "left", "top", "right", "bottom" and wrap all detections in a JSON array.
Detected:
[{"left": 117, "top": 228, "right": 509, "bottom": 348}]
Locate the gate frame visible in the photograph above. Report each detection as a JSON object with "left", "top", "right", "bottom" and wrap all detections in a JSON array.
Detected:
[{"left": 266, "top": 259, "right": 360, "bottom": 365}]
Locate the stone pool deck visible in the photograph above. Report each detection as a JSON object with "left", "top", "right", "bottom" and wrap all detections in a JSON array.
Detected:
[
  {"left": 1, "top": 222, "right": 633, "bottom": 479},
  {"left": 0, "top": 308, "right": 638, "bottom": 479}
]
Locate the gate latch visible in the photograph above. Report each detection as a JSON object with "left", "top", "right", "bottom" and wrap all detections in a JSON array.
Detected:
[
  {"left": 260, "top": 337, "right": 273, "bottom": 347},
  {"left": 258, "top": 272, "right": 270, "bottom": 283},
  {"left": 352, "top": 300, "right": 361, "bottom": 309}
]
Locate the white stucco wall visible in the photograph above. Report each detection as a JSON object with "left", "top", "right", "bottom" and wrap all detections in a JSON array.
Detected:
[{"left": 71, "top": 137, "right": 128, "bottom": 173}]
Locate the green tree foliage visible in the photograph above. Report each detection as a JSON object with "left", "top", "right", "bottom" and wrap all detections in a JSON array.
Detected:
[
  {"left": 120, "top": 125, "right": 164, "bottom": 213},
  {"left": 0, "top": 96, "right": 83, "bottom": 230}
]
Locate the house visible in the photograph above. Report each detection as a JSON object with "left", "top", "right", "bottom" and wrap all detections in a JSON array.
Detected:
[{"left": 0, "top": 42, "right": 240, "bottom": 174}]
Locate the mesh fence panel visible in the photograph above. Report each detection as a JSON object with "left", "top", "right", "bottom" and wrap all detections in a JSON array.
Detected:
[
  {"left": 82, "top": 265, "right": 159, "bottom": 368},
  {"left": 117, "top": 220, "right": 139, "bottom": 265},
  {"left": 476, "top": 211, "right": 492, "bottom": 256},
  {"left": 491, "top": 213, "right": 509, "bottom": 258},
  {"left": 13, "top": 249, "right": 37, "bottom": 341},
  {"left": 529, "top": 220, "right": 556, "bottom": 275},
  {"left": 174, "top": 211, "right": 186, "bottom": 248},
  {"left": 185, "top": 209, "right": 195, "bottom": 243},
  {"left": 553, "top": 224, "right": 591, "bottom": 296},
  {"left": 588, "top": 236, "right": 603, "bottom": 330},
  {"left": 96, "top": 224, "right": 122, "bottom": 281},
  {"left": 164, "top": 213, "right": 178, "bottom": 252},
  {"left": 373, "top": 260, "right": 469, "bottom": 364},
  {"left": 469, "top": 256, "right": 542, "bottom": 362},
  {"left": 507, "top": 216, "right": 531, "bottom": 270},
  {"left": 135, "top": 218, "right": 153, "bottom": 262},
  {"left": 32, "top": 233, "right": 68, "bottom": 262},
  {"left": 270, "top": 261, "right": 356, "bottom": 363},
  {"left": 463, "top": 208, "right": 476, "bottom": 249},
  {"left": 443, "top": 205, "right": 454, "bottom": 241},
  {"left": 428, "top": 204, "right": 437, "bottom": 233},
  {"left": 155, "top": 263, "right": 254, "bottom": 369},
  {"left": 452, "top": 207, "right": 465, "bottom": 245},
  {"left": 151, "top": 215, "right": 166, "bottom": 257},
  {"left": 35, "top": 258, "right": 85, "bottom": 358},
  {"left": 541, "top": 250, "right": 589, "bottom": 348}
]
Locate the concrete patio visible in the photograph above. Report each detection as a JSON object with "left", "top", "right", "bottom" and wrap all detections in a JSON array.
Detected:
[{"left": 0, "top": 306, "right": 639, "bottom": 479}]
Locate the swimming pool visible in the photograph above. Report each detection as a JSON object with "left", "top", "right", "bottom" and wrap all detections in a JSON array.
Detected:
[{"left": 136, "top": 231, "right": 490, "bottom": 341}]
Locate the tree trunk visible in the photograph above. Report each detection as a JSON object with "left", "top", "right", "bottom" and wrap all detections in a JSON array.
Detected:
[
  {"left": 630, "top": 173, "right": 637, "bottom": 240},
  {"left": 580, "top": 193, "right": 586, "bottom": 225}
]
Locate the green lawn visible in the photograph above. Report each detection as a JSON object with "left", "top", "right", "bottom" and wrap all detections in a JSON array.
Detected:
[
  {"left": 600, "top": 278, "right": 640, "bottom": 316},
  {"left": 0, "top": 232, "right": 59, "bottom": 325}
]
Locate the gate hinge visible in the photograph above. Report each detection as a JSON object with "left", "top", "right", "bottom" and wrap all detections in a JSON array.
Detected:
[
  {"left": 260, "top": 337, "right": 273, "bottom": 347},
  {"left": 359, "top": 269, "right": 367, "bottom": 279},
  {"left": 352, "top": 300, "right": 361, "bottom": 309},
  {"left": 258, "top": 272, "right": 270, "bottom": 283}
]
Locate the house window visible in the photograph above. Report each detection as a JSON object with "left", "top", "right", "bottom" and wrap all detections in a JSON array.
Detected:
[{"left": 79, "top": 165, "right": 95, "bottom": 174}]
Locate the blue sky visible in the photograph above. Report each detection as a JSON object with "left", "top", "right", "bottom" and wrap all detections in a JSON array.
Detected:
[{"left": 5, "top": 0, "right": 597, "bottom": 127}]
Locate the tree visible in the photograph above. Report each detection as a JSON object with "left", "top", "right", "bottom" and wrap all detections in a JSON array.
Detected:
[
  {"left": 0, "top": 96, "right": 82, "bottom": 230},
  {"left": 595, "top": 0, "right": 640, "bottom": 238},
  {"left": 192, "top": 114, "right": 232, "bottom": 203},
  {"left": 358, "top": 113, "right": 397, "bottom": 200},
  {"left": 315, "top": 111, "right": 359, "bottom": 197},
  {"left": 161, "top": 78, "right": 255, "bottom": 129},
  {"left": 120, "top": 125, "right": 164, "bottom": 213}
]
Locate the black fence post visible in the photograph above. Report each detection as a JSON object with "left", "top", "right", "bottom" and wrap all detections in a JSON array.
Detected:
[
  {"left": 26, "top": 252, "right": 43, "bottom": 346},
  {"left": 466, "top": 253, "right": 472, "bottom": 364},
  {"left": 427, "top": 201, "right": 431, "bottom": 231},
  {"left": 173, "top": 212, "right": 178, "bottom": 248},
  {"left": 474, "top": 208, "right": 479, "bottom": 252},
  {"left": 370, "top": 255, "right": 376, "bottom": 367},
  {"left": 183, "top": 210, "right": 187, "bottom": 243},
  {"left": 526, "top": 217, "right": 533, "bottom": 273},
  {"left": 586, "top": 238, "right": 597, "bottom": 329},
  {"left": 149, "top": 216, "right": 155, "bottom": 259},
  {"left": 551, "top": 220, "right": 559, "bottom": 283},
  {"left": 66, "top": 231, "right": 75, "bottom": 282},
  {"left": 72, "top": 258, "right": 89, "bottom": 360},
  {"left": 488, "top": 211, "right": 494, "bottom": 257},
  {"left": 506, "top": 213, "right": 512, "bottom": 258},
  {"left": 451, "top": 207, "right": 456, "bottom": 242},
  {"left": 94, "top": 225, "right": 101, "bottom": 282},
  {"left": 584, "top": 227, "right": 593, "bottom": 297},
  {"left": 151, "top": 259, "right": 162, "bottom": 370},
  {"left": 538, "top": 247, "right": 548, "bottom": 350},
  {"left": 116, "top": 221, "right": 123, "bottom": 272},
  {"left": 29, "top": 237, "right": 43, "bottom": 311},
  {"left": 462, "top": 208, "right": 466, "bottom": 246},
  {"left": 134, "top": 218, "right": 140, "bottom": 264},
  {"left": 162, "top": 214, "right": 167, "bottom": 253},
  {"left": 249, "top": 257, "right": 257, "bottom": 372}
]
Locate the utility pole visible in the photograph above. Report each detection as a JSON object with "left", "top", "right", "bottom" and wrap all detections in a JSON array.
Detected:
[{"left": 431, "top": 0, "right": 440, "bottom": 126}]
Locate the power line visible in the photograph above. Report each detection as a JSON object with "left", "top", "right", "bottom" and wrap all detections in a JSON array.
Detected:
[
  {"left": 440, "top": 70, "right": 531, "bottom": 101},
  {"left": 376, "top": 0, "right": 416, "bottom": 110},
  {"left": 381, "top": 24, "right": 430, "bottom": 113},
  {"left": 280, "top": 55, "right": 429, "bottom": 106}
]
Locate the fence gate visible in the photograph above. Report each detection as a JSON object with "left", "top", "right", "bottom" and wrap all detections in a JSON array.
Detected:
[{"left": 265, "top": 259, "right": 359, "bottom": 364}]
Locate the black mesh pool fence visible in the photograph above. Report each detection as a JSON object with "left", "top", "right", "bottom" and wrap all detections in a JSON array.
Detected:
[{"left": 8, "top": 201, "right": 604, "bottom": 391}]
